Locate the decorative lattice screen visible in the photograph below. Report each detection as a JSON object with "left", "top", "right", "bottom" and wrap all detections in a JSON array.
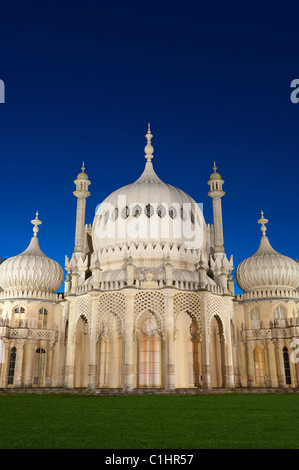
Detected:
[{"left": 134, "top": 291, "right": 165, "bottom": 336}]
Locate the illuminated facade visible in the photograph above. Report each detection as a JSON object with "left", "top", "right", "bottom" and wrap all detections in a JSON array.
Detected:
[{"left": 1, "top": 126, "right": 299, "bottom": 391}]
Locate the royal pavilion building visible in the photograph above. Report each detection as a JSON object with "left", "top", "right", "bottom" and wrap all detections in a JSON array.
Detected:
[{"left": 0, "top": 125, "right": 299, "bottom": 392}]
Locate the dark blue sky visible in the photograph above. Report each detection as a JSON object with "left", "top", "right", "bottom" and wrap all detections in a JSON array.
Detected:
[{"left": 1, "top": 0, "right": 299, "bottom": 294}]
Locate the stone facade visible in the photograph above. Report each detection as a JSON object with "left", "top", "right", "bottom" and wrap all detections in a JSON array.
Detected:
[{"left": 0, "top": 127, "right": 299, "bottom": 392}]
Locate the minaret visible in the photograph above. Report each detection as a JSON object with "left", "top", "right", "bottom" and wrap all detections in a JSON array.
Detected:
[
  {"left": 73, "top": 162, "right": 91, "bottom": 253},
  {"left": 208, "top": 162, "right": 225, "bottom": 254}
]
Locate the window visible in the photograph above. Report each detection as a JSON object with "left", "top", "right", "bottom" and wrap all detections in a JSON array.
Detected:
[
  {"left": 180, "top": 207, "right": 187, "bottom": 220},
  {"left": 144, "top": 204, "right": 154, "bottom": 218},
  {"left": 104, "top": 211, "right": 109, "bottom": 224},
  {"left": 13, "top": 306, "right": 25, "bottom": 314},
  {"left": 157, "top": 205, "right": 166, "bottom": 218},
  {"left": 38, "top": 308, "right": 48, "bottom": 328},
  {"left": 112, "top": 207, "right": 118, "bottom": 221},
  {"left": 121, "top": 206, "right": 130, "bottom": 219},
  {"left": 133, "top": 205, "right": 142, "bottom": 218},
  {"left": 274, "top": 306, "right": 286, "bottom": 327},
  {"left": 254, "top": 348, "right": 265, "bottom": 385},
  {"left": 13, "top": 306, "right": 25, "bottom": 326},
  {"left": 7, "top": 347, "right": 16, "bottom": 385},
  {"left": 33, "top": 348, "right": 47, "bottom": 385},
  {"left": 168, "top": 206, "right": 177, "bottom": 219},
  {"left": 283, "top": 347, "right": 292, "bottom": 385},
  {"left": 250, "top": 307, "right": 260, "bottom": 329}
]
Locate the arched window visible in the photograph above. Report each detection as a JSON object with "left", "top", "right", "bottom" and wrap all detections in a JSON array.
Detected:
[
  {"left": 13, "top": 306, "right": 25, "bottom": 326},
  {"left": 7, "top": 347, "right": 16, "bottom": 385},
  {"left": 38, "top": 308, "right": 48, "bottom": 328},
  {"left": 33, "top": 348, "right": 47, "bottom": 385},
  {"left": 274, "top": 306, "right": 286, "bottom": 327},
  {"left": 13, "top": 306, "right": 25, "bottom": 314},
  {"left": 250, "top": 307, "right": 260, "bottom": 329},
  {"left": 283, "top": 347, "right": 292, "bottom": 385},
  {"left": 254, "top": 348, "right": 265, "bottom": 385}
]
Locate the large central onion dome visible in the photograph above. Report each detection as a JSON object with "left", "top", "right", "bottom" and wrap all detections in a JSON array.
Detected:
[
  {"left": 235, "top": 212, "right": 299, "bottom": 295},
  {"left": 92, "top": 125, "right": 206, "bottom": 271},
  {"left": 0, "top": 213, "right": 64, "bottom": 295}
]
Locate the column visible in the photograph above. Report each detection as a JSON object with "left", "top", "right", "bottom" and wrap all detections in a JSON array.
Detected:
[
  {"left": 14, "top": 340, "right": 25, "bottom": 387},
  {"left": 0, "top": 339, "right": 10, "bottom": 387},
  {"left": 274, "top": 339, "right": 285, "bottom": 388},
  {"left": 23, "top": 340, "right": 36, "bottom": 387},
  {"left": 263, "top": 340, "right": 272, "bottom": 388},
  {"left": 245, "top": 341, "right": 254, "bottom": 387},
  {"left": 200, "top": 296, "right": 212, "bottom": 389},
  {"left": 225, "top": 320, "right": 235, "bottom": 388},
  {"left": 64, "top": 302, "right": 76, "bottom": 389},
  {"left": 45, "top": 342, "right": 54, "bottom": 387},
  {"left": 165, "top": 292, "right": 175, "bottom": 390},
  {"left": 88, "top": 295, "right": 99, "bottom": 390},
  {"left": 123, "top": 292, "right": 135, "bottom": 391}
]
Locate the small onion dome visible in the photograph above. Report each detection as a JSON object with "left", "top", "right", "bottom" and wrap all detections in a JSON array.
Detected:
[
  {"left": 235, "top": 212, "right": 299, "bottom": 294},
  {"left": 209, "top": 161, "right": 222, "bottom": 180},
  {"left": 0, "top": 212, "right": 64, "bottom": 294},
  {"left": 77, "top": 161, "right": 89, "bottom": 179}
]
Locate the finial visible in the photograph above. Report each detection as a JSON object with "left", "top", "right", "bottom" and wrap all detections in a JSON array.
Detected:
[
  {"left": 81, "top": 161, "right": 85, "bottom": 173},
  {"left": 144, "top": 123, "right": 154, "bottom": 162},
  {"left": 31, "top": 211, "right": 42, "bottom": 238},
  {"left": 213, "top": 161, "right": 217, "bottom": 172},
  {"left": 258, "top": 210, "right": 268, "bottom": 238}
]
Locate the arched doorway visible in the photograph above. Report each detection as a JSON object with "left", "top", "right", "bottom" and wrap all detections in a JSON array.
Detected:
[{"left": 175, "top": 312, "right": 201, "bottom": 388}]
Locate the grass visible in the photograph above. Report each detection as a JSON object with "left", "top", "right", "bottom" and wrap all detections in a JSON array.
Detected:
[{"left": 0, "top": 393, "right": 299, "bottom": 449}]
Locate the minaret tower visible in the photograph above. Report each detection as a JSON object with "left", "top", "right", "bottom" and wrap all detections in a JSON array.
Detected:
[
  {"left": 208, "top": 162, "right": 225, "bottom": 254},
  {"left": 73, "top": 162, "right": 91, "bottom": 253}
]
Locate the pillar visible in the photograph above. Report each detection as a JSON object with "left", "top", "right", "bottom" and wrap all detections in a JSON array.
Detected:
[
  {"left": 123, "top": 292, "right": 135, "bottom": 391},
  {"left": 64, "top": 302, "right": 76, "bottom": 388},
  {"left": 23, "top": 340, "right": 36, "bottom": 387},
  {"left": 245, "top": 341, "right": 254, "bottom": 387},
  {"left": 165, "top": 292, "right": 175, "bottom": 390},
  {"left": 274, "top": 339, "right": 285, "bottom": 388},
  {"left": 88, "top": 295, "right": 99, "bottom": 390}
]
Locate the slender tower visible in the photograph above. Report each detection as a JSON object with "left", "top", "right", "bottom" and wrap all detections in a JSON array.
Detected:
[
  {"left": 207, "top": 162, "right": 225, "bottom": 254},
  {"left": 73, "top": 162, "right": 91, "bottom": 253}
]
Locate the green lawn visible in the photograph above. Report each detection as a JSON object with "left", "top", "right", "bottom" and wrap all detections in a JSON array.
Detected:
[{"left": 0, "top": 393, "right": 298, "bottom": 449}]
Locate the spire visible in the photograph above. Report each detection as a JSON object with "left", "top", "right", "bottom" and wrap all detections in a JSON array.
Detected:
[
  {"left": 144, "top": 123, "right": 154, "bottom": 162},
  {"left": 31, "top": 211, "right": 42, "bottom": 238},
  {"left": 258, "top": 210, "right": 269, "bottom": 238},
  {"left": 77, "top": 161, "right": 88, "bottom": 180},
  {"left": 213, "top": 161, "right": 217, "bottom": 172}
]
